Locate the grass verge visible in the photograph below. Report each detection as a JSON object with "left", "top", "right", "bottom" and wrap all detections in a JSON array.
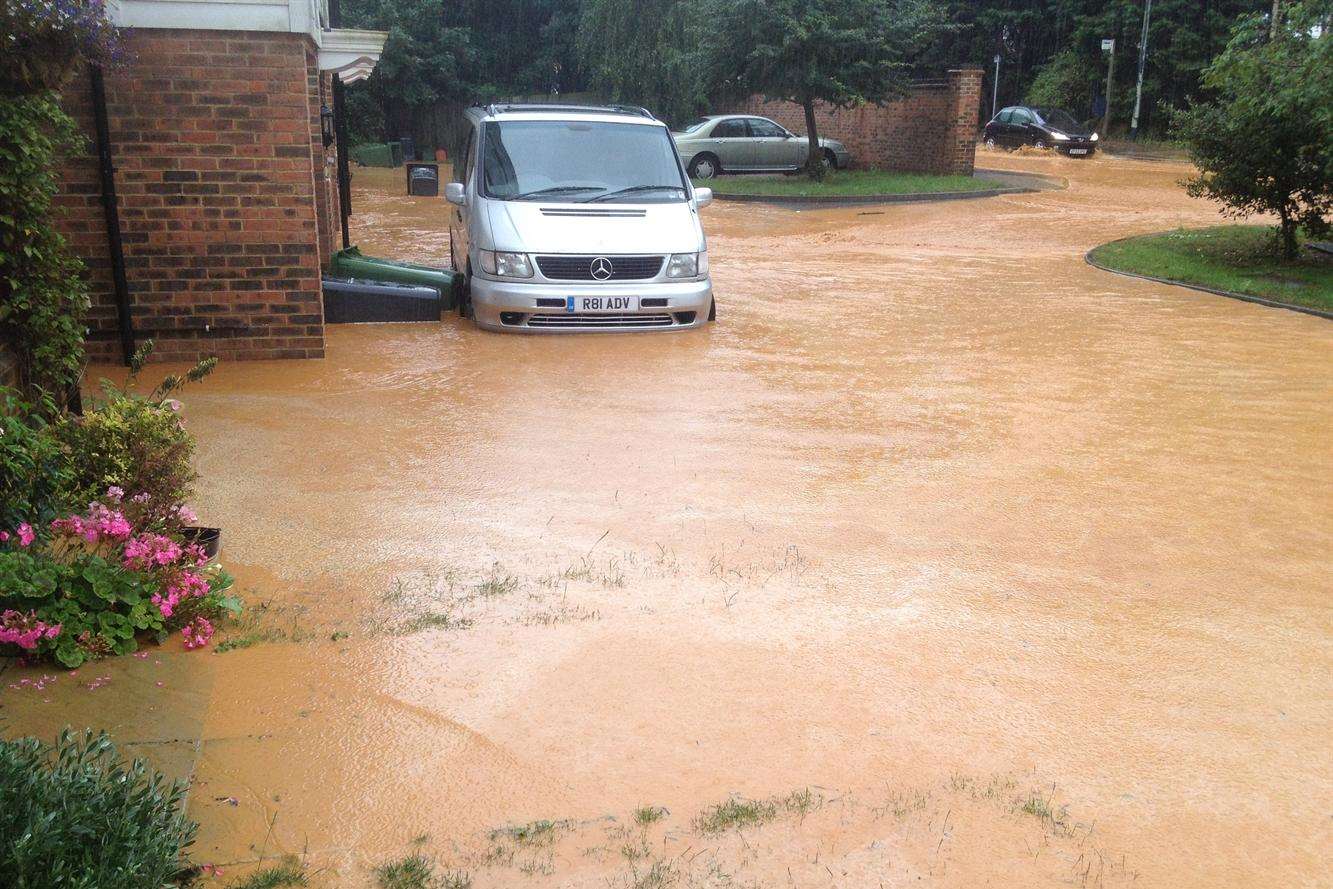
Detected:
[
  {"left": 1088, "top": 225, "right": 1332, "bottom": 313},
  {"left": 694, "top": 170, "right": 996, "bottom": 197}
]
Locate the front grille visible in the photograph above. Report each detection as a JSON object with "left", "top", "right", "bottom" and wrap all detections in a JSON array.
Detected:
[
  {"left": 526, "top": 313, "right": 675, "bottom": 329},
  {"left": 535, "top": 255, "right": 665, "bottom": 281}
]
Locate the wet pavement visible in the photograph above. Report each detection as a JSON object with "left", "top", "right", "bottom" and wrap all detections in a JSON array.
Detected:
[{"left": 3, "top": 152, "right": 1330, "bottom": 888}]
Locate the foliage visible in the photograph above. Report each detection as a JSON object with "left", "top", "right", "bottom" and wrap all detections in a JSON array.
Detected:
[
  {"left": 920, "top": 0, "right": 1270, "bottom": 134},
  {"left": 56, "top": 341, "right": 216, "bottom": 522},
  {"left": 1172, "top": 1, "right": 1331, "bottom": 259},
  {"left": 0, "top": 388, "right": 72, "bottom": 531},
  {"left": 0, "top": 92, "right": 90, "bottom": 414},
  {"left": 1025, "top": 49, "right": 1096, "bottom": 118},
  {"left": 342, "top": 0, "right": 585, "bottom": 148},
  {"left": 1089, "top": 226, "right": 1333, "bottom": 312},
  {"left": 698, "top": 0, "right": 945, "bottom": 178},
  {"left": 0, "top": 0, "right": 121, "bottom": 97},
  {"left": 1, "top": 344, "right": 234, "bottom": 667},
  {"left": 578, "top": 0, "right": 708, "bottom": 125},
  {"left": 225, "top": 857, "right": 308, "bottom": 888},
  {"left": 0, "top": 729, "right": 197, "bottom": 889}
]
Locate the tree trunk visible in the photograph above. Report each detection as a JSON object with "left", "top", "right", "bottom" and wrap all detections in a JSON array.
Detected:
[
  {"left": 1277, "top": 207, "right": 1299, "bottom": 261},
  {"left": 802, "top": 97, "right": 824, "bottom": 181}
]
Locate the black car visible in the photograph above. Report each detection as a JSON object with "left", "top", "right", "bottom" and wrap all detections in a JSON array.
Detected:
[{"left": 983, "top": 106, "right": 1098, "bottom": 156}]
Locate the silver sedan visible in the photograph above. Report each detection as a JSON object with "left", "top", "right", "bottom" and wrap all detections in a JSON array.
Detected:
[{"left": 672, "top": 115, "right": 852, "bottom": 179}]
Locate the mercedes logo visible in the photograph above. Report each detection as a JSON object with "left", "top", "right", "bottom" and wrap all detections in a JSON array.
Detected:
[{"left": 590, "top": 256, "right": 614, "bottom": 280}]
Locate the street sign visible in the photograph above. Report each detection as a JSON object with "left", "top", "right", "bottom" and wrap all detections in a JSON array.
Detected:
[{"left": 1102, "top": 38, "right": 1115, "bottom": 51}]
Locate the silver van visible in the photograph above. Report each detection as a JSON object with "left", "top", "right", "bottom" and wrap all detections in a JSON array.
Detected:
[{"left": 446, "top": 104, "right": 715, "bottom": 332}]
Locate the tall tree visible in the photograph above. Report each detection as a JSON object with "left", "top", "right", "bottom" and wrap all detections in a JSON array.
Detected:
[
  {"left": 698, "top": 0, "right": 946, "bottom": 179},
  {"left": 578, "top": 0, "right": 707, "bottom": 125},
  {"left": 1172, "top": 0, "right": 1331, "bottom": 258}
]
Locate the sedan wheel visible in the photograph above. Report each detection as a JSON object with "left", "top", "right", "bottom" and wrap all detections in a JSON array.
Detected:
[
  {"left": 689, "top": 155, "right": 718, "bottom": 180},
  {"left": 984, "top": 136, "right": 997, "bottom": 149},
  {"left": 1034, "top": 139, "right": 1047, "bottom": 150}
]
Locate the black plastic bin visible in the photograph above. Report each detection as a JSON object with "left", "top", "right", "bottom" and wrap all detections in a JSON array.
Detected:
[
  {"left": 406, "top": 162, "right": 440, "bottom": 197},
  {"left": 322, "top": 276, "right": 442, "bottom": 323}
]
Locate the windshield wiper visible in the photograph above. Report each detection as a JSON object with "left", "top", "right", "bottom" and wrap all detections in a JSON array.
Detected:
[
  {"left": 507, "top": 186, "right": 605, "bottom": 201},
  {"left": 585, "top": 185, "right": 686, "bottom": 203}
]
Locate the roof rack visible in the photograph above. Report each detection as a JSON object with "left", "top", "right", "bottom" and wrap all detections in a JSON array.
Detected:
[{"left": 480, "top": 102, "right": 656, "bottom": 120}]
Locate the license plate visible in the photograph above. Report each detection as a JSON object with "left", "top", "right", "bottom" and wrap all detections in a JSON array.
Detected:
[
  {"left": 1069, "top": 148, "right": 1089, "bottom": 155},
  {"left": 568, "top": 296, "right": 638, "bottom": 313}
]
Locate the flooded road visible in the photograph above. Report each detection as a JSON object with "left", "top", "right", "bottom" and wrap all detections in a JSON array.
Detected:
[{"left": 5, "top": 152, "right": 1331, "bottom": 887}]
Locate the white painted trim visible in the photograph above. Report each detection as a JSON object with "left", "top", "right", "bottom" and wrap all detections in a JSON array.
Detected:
[
  {"left": 319, "top": 28, "right": 387, "bottom": 81},
  {"left": 112, "top": 0, "right": 332, "bottom": 44}
]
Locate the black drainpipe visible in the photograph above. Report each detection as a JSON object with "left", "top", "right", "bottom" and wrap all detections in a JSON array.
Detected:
[
  {"left": 89, "top": 65, "right": 135, "bottom": 365},
  {"left": 328, "top": 0, "right": 352, "bottom": 248},
  {"left": 333, "top": 77, "right": 352, "bottom": 249}
]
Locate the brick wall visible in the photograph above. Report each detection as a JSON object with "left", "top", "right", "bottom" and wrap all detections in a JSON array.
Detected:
[
  {"left": 55, "top": 29, "right": 331, "bottom": 363},
  {"left": 734, "top": 69, "right": 984, "bottom": 175}
]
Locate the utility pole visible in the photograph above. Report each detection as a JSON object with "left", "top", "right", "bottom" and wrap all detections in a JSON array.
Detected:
[
  {"left": 1271, "top": 0, "right": 1281, "bottom": 39},
  {"left": 1129, "top": 0, "right": 1153, "bottom": 140},
  {"left": 1101, "top": 38, "right": 1115, "bottom": 137},
  {"left": 992, "top": 53, "right": 1001, "bottom": 118}
]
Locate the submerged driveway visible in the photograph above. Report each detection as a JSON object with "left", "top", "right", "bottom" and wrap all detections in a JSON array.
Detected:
[{"left": 13, "top": 154, "right": 1329, "bottom": 887}]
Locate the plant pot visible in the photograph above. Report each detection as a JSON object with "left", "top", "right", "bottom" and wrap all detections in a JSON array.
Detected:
[{"left": 181, "top": 526, "right": 221, "bottom": 560}]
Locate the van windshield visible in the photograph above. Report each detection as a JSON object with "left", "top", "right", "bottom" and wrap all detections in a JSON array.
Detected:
[{"left": 481, "top": 120, "right": 688, "bottom": 203}]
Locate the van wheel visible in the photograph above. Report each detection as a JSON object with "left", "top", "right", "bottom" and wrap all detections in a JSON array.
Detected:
[
  {"left": 689, "top": 154, "right": 720, "bottom": 180},
  {"left": 708, "top": 297, "right": 716, "bottom": 322}
]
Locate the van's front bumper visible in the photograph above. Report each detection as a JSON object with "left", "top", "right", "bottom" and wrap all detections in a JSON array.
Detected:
[{"left": 469, "top": 276, "right": 714, "bottom": 333}]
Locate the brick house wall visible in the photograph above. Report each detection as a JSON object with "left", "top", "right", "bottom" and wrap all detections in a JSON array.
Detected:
[
  {"left": 54, "top": 29, "right": 336, "bottom": 363},
  {"left": 734, "top": 69, "right": 984, "bottom": 175}
]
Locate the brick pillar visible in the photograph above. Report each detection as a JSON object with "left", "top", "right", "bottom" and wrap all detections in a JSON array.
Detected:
[{"left": 945, "top": 68, "right": 984, "bottom": 176}]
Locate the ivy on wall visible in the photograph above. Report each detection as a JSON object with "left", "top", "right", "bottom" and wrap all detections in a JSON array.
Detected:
[{"left": 0, "top": 92, "right": 90, "bottom": 414}]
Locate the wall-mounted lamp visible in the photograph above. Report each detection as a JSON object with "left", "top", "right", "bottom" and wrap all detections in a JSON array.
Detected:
[{"left": 320, "top": 103, "right": 335, "bottom": 148}]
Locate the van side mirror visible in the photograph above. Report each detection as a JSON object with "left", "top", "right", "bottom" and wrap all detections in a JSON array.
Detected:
[
  {"left": 694, "top": 187, "right": 713, "bottom": 209},
  {"left": 444, "top": 182, "right": 466, "bottom": 205}
]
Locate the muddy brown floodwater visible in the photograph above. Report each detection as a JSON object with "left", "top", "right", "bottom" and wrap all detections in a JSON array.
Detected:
[{"left": 4, "top": 153, "right": 1331, "bottom": 888}]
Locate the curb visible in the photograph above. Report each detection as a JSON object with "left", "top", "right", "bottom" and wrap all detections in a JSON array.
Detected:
[
  {"left": 1084, "top": 239, "right": 1333, "bottom": 321},
  {"left": 705, "top": 169, "right": 1066, "bottom": 208}
]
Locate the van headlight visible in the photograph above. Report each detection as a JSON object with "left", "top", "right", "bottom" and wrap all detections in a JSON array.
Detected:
[
  {"left": 479, "top": 250, "right": 532, "bottom": 279},
  {"left": 667, "top": 252, "right": 706, "bottom": 278}
]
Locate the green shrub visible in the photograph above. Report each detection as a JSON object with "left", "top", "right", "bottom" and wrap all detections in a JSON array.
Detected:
[
  {"left": 56, "top": 342, "right": 216, "bottom": 523},
  {"left": 353, "top": 142, "right": 396, "bottom": 167},
  {"left": 1172, "top": 1, "right": 1332, "bottom": 259},
  {"left": 0, "top": 387, "right": 72, "bottom": 530},
  {"left": 0, "top": 730, "right": 197, "bottom": 889}
]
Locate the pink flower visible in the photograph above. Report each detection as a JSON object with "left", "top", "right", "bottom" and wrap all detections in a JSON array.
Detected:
[
  {"left": 0, "top": 610, "right": 60, "bottom": 650},
  {"left": 0, "top": 530, "right": 9, "bottom": 542},
  {"left": 181, "top": 616, "right": 214, "bottom": 650},
  {"left": 16, "top": 524, "right": 34, "bottom": 547},
  {"left": 106, "top": 486, "right": 125, "bottom": 502}
]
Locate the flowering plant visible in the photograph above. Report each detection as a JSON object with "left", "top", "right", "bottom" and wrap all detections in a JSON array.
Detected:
[
  {"left": 0, "top": 489, "right": 237, "bottom": 666},
  {"left": 0, "top": 0, "right": 121, "bottom": 97}
]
